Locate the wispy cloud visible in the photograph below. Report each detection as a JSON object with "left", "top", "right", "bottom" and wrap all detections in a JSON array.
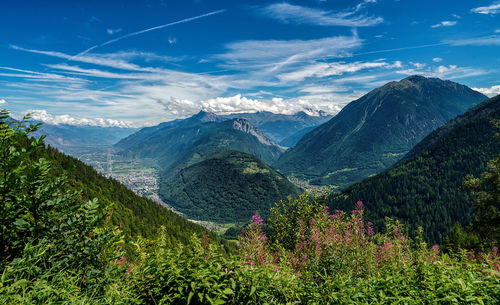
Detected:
[
  {"left": 431, "top": 20, "right": 457, "bottom": 28},
  {"left": 0, "top": 99, "right": 6, "bottom": 105},
  {"left": 258, "top": 2, "right": 383, "bottom": 27},
  {"left": 71, "top": 9, "right": 226, "bottom": 59},
  {"left": 106, "top": 28, "right": 122, "bottom": 35},
  {"left": 11, "top": 45, "right": 177, "bottom": 72},
  {"left": 433, "top": 57, "right": 443, "bottom": 62},
  {"left": 471, "top": 1, "right": 500, "bottom": 14},
  {"left": 472, "top": 84, "right": 500, "bottom": 97},
  {"left": 396, "top": 64, "right": 487, "bottom": 80},
  {"left": 0, "top": 66, "right": 87, "bottom": 84},
  {"left": 446, "top": 35, "right": 500, "bottom": 46},
  {"left": 277, "top": 60, "right": 390, "bottom": 82},
  {"left": 216, "top": 35, "right": 362, "bottom": 69}
]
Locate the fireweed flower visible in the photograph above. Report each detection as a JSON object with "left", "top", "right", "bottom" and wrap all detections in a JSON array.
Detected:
[
  {"left": 251, "top": 214, "right": 263, "bottom": 226},
  {"left": 367, "top": 222, "right": 375, "bottom": 237}
]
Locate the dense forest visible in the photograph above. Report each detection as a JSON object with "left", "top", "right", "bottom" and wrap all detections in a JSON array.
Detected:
[
  {"left": 328, "top": 94, "right": 500, "bottom": 244},
  {"left": 160, "top": 150, "right": 300, "bottom": 223}
]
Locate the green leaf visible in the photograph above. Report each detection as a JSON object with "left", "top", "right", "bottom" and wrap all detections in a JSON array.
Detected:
[
  {"left": 250, "top": 285, "right": 256, "bottom": 296},
  {"left": 187, "top": 291, "right": 194, "bottom": 304}
]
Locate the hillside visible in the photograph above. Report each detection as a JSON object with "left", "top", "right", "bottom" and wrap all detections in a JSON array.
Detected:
[
  {"left": 160, "top": 150, "right": 301, "bottom": 223},
  {"left": 276, "top": 75, "right": 487, "bottom": 188},
  {"left": 327, "top": 94, "right": 500, "bottom": 244},
  {"left": 35, "top": 143, "right": 223, "bottom": 245}
]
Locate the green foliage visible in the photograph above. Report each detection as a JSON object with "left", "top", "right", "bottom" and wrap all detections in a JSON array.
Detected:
[
  {"left": 0, "top": 110, "right": 131, "bottom": 302},
  {"left": 160, "top": 150, "right": 300, "bottom": 223},
  {"left": 124, "top": 195, "right": 500, "bottom": 304},
  {"left": 463, "top": 120, "right": 500, "bottom": 248},
  {"left": 0, "top": 111, "right": 117, "bottom": 269},
  {"left": 327, "top": 94, "right": 500, "bottom": 244},
  {"left": 268, "top": 191, "right": 328, "bottom": 250}
]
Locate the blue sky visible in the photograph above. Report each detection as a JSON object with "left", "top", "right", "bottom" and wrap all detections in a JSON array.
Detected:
[{"left": 0, "top": 0, "right": 499, "bottom": 127}]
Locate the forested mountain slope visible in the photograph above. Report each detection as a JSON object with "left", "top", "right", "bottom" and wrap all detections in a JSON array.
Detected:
[
  {"left": 327, "top": 94, "right": 500, "bottom": 244},
  {"left": 160, "top": 150, "right": 301, "bottom": 223}
]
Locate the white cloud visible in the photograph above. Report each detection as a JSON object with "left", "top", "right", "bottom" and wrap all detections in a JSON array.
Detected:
[
  {"left": 277, "top": 61, "right": 389, "bottom": 82},
  {"left": 410, "top": 62, "right": 426, "bottom": 69},
  {"left": 431, "top": 20, "right": 457, "bottom": 28},
  {"left": 433, "top": 57, "right": 443, "bottom": 62},
  {"left": 496, "top": 29, "right": 500, "bottom": 33},
  {"left": 106, "top": 28, "right": 122, "bottom": 35},
  {"left": 472, "top": 85, "right": 500, "bottom": 97},
  {"left": 396, "top": 64, "right": 486, "bottom": 80},
  {"left": 258, "top": 2, "right": 383, "bottom": 27},
  {"left": 0, "top": 99, "right": 6, "bottom": 105},
  {"left": 217, "top": 35, "right": 362, "bottom": 69},
  {"left": 447, "top": 35, "right": 500, "bottom": 46},
  {"left": 25, "top": 109, "right": 133, "bottom": 128},
  {"left": 156, "top": 93, "right": 362, "bottom": 117},
  {"left": 471, "top": 1, "right": 500, "bottom": 14},
  {"left": 391, "top": 61, "right": 403, "bottom": 68}
]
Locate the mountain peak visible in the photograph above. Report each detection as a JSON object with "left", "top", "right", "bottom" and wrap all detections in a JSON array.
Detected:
[
  {"left": 403, "top": 75, "right": 428, "bottom": 83},
  {"left": 192, "top": 110, "right": 223, "bottom": 123},
  {"left": 226, "top": 118, "right": 279, "bottom": 147}
]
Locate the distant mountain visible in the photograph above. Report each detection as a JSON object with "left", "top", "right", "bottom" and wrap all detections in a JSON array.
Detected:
[
  {"left": 224, "top": 111, "right": 332, "bottom": 143},
  {"left": 279, "top": 126, "right": 317, "bottom": 148},
  {"left": 160, "top": 150, "right": 301, "bottom": 223},
  {"left": 327, "top": 94, "right": 500, "bottom": 244},
  {"left": 34, "top": 123, "right": 137, "bottom": 148},
  {"left": 115, "top": 111, "right": 223, "bottom": 151},
  {"left": 116, "top": 111, "right": 283, "bottom": 171},
  {"left": 276, "top": 75, "right": 487, "bottom": 188}
]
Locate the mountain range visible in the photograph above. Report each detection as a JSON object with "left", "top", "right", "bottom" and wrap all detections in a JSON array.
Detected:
[
  {"left": 276, "top": 75, "right": 487, "bottom": 189},
  {"left": 34, "top": 123, "right": 137, "bottom": 149},
  {"left": 116, "top": 111, "right": 283, "bottom": 172}
]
